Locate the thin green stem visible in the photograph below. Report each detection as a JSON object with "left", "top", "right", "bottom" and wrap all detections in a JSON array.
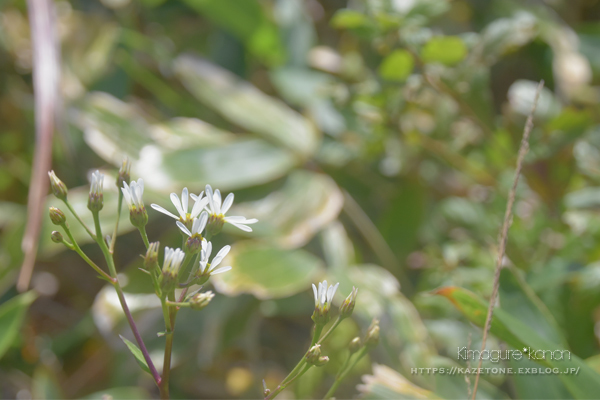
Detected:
[
  {"left": 109, "top": 192, "right": 123, "bottom": 253},
  {"left": 91, "top": 211, "right": 162, "bottom": 387},
  {"left": 317, "top": 316, "right": 343, "bottom": 345},
  {"left": 178, "top": 252, "right": 202, "bottom": 302},
  {"left": 160, "top": 291, "right": 176, "bottom": 400},
  {"left": 62, "top": 224, "right": 114, "bottom": 283},
  {"left": 323, "top": 347, "right": 368, "bottom": 400},
  {"left": 64, "top": 200, "right": 96, "bottom": 240},
  {"left": 138, "top": 225, "right": 150, "bottom": 249}
]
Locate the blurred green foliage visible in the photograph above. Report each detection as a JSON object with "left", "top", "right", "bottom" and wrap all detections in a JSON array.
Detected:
[{"left": 2, "top": 0, "right": 600, "bottom": 398}]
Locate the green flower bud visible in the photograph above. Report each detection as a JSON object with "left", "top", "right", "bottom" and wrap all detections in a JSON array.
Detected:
[
  {"left": 87, "top": 170, "right": 104, "bottom": 213},
  {"left": 48, "top": 170, "right": 68, "bottom": 200},
  {"left": 190, "top": 291, "right": 214, "bottom": 310},
  {"left": 144, "top": 242, "right": 160, "bottom": 271},
  {"left": 315, "top": 356, "right": 329, "bottom": 367},
  {"left": 305, "top": 344, "right": 322, "bottom": 365},
  {"left": 348, "top": 337, "right": 362, "bottom": 354},
  {"left": 117, "top": 157, "right": 131, "bottom": 189},
  {"left": 49, "top": 207, "right": 66, "bottom": 225},
  {"left": 365, "top": 319, "right": 380, "bottom": 348},
  {"left": 339, "top": 286, "right": 358, "bottom": 318},
  {"left": 51, "top": 231, "right": 64, "bottom": 243}
]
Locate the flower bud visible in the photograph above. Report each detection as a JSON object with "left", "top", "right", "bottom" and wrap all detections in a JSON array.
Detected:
[
  {"left": 117, "top": 157, "right": 131, "bottom": 188},
  {"left": 87, "top": 170, "right": 104, "bottom": 213},
  {"left": 144, "top": 242, "right": 160, "bottom": 271},
  {"left": 339, "top": 286, "right": 358, "bottom": 318},
  {"left": 262, "top": 380, "right": 270, "bottom": 397},
  {"left": 51, "top": 231, "right": 64, "bottom": 243},
  {"left": 315, "top": 356, "right": 329, "bottom": 367},
  {"left": 48, "top": 170, "right": 68, "bottom": 200},
  {"left": 305, "top": 344, "right": 322, "bottom": 365},
  {"left": 348, "top": 337, "right": 362, "bottom": 354},
  {"left": 364, "top": 319, "right": 380, "bottom": 348},
  {"left": 49, "top": 207, "right": 66, "bottom": 225},
  {"left": 189, "top": 291, "right": 214, "bottom": 310}
]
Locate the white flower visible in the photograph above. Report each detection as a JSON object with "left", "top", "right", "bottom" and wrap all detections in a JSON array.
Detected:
[
  {"left": 191, "top": 184, "right": 258, "bottom": 232},
  {"left": 198, "top": 239, "right": 232, "bottom": 276},
  {"left": 176, "top": 211, "right": 208, "bottom": 237},
  {"left": 163, "top": 247, "right": 185, "bottom": 275},
  {"left": 312, "top": 280, "right": 339, "bottom": 313},
  {"left": 121, "top": 179, "right": 145, "bottom": 211},
  {"left": 90, "top": 170, "right": 104, "bottom": 196},
  {"left": 151, "top": 187, "right": 208, "bottom": 223}
]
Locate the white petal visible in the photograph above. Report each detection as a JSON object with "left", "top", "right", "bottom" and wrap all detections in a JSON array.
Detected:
[
  {"left": 121, "top": 185, "right": 132, "bottom": 207},
  {"left": 210, "top": 266, "right": 231, "bottom": 275},
  {"left": 197, "top": 211, "right": 208, "bottom": 234},
  {"left": 205, "top": 185, "right": 216, "bottom": 214},
  {"left": 328, "top": 283, "right": 339, "bottom": 303},
  {"left": 312, "top": 284, "right": 318, "bottom": 305},
  {"left": 170, "top": 193, "right": 185, "bottom": 218},
  {"left": 221, "top": 193, "right": 234, "bottom": 214},
  {"left": 224, "top": 216, "right": 258, "bottom": 224},
  {"left": 199, "top": 261, "right": 208, "bottom": 274},
  {"left": 151, "top": 204, "right": 179, "bottom": 220},
  {"left": 182, "top": 187, "right": 189, "bottom": 214},
  {"left": 191, "top": 218, "right": 201, "bottom": 234},
  {"left": 215, "top": 245, "right": 231, "bottom": 259},
  {"left": 229, "top": 222, "right": 253, "bottom": 232},
  {"left": 214, "top": 189, "right": 222, "bottom": 214},
  {"left": 191, "top": 196, "right": 209, "bottom": 218},
  {"left": 176, "top": 221, "right": 192, "bottom": 237}
]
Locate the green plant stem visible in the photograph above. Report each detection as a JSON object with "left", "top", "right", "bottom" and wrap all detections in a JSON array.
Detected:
[
  {"left": 138, "top": 225, "right": 150, "bottom": 249},
  {"left": 64, "top": 200, "right": 96, "bottom": 240},
  {"left": 266, "top": 323, "right": 326, "bottom": 400},
  {"left": 91, "top": 211, "right": 162, "bottom": 387},
  {"left": 318, "top": 316, "right": 343, "bottom": 345},
  {"left": 160, "top": 291, "right": 176, "bottom": 400},
  {"left": 178, "top": 252, "right": 203, "bottom": 302},
  {"left": 62, "top": 224, "right": 114, "bottom": 283},
  {"left": 109, "top": 192, "right": 123, "bottom": 253},
  {"left": 323, "top": 347, "right": 368, "bottom": 400}
]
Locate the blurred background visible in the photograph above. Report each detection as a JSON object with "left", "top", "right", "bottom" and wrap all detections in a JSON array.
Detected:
[{"left": 2, "top": 0, "right": 600, "bottom": 398}]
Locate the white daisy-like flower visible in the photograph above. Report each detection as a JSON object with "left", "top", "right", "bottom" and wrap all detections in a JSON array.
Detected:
[
  {"left": 176, "top": 211, "right": 208, "bottom": 238},
  {"left": 162, "top": 247, "right": 185, "bottom": 275},
  {"left": 198, "top": 239, "right": 232, "bottom": 276},
  {"left": 151, "top": 187, "right": 208, "bottom": 224},
  {"left": 312, "top": 280, "right": 339, "bottom": 313},
  {"left": 121, "top": 179, "right": 145, "bottom": 211},
  {"left": 191, "top": 184, "right": 258, "bottom": 233}
]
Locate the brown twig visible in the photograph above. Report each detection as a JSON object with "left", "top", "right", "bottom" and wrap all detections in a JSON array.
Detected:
[
  {"left": 18, "top": 0, "right": 61, "bottom": 292},
  {"left": 470, "top": 80, "right": 544, "bottom": 400}
]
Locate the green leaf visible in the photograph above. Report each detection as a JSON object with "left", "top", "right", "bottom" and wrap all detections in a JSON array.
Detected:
[
  {"left": 436, "top": 287, "right": 600, "bottom": 399},
  {"left": 74, "top": 94, "right": 298, "bottom": 192},
  {"left": 331, "top": 9, "right": 369, "bottom": 29},
  {"left": 230, "top": 170, "right": 344, "bottom": 248},
  {"left": 182, "top": 0, "right": 284, "bottom": 65},
  {"left": 378, "top": 50, "right": 414, "bottom": 82},
  {"left": 0, "top": 291, "right": 37, "bottom": 359},
  {"left": 173, "top": 55, "right": 319, "bottom": 157},
  {"left": 421, "top": 36, "right": 467, "bottom": 66},
  {"left": 119, "top": 335, "right": 151, "bottom": 375},
  {"left": 212, "top": 241, "right": 323, "bottom": 299}
]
